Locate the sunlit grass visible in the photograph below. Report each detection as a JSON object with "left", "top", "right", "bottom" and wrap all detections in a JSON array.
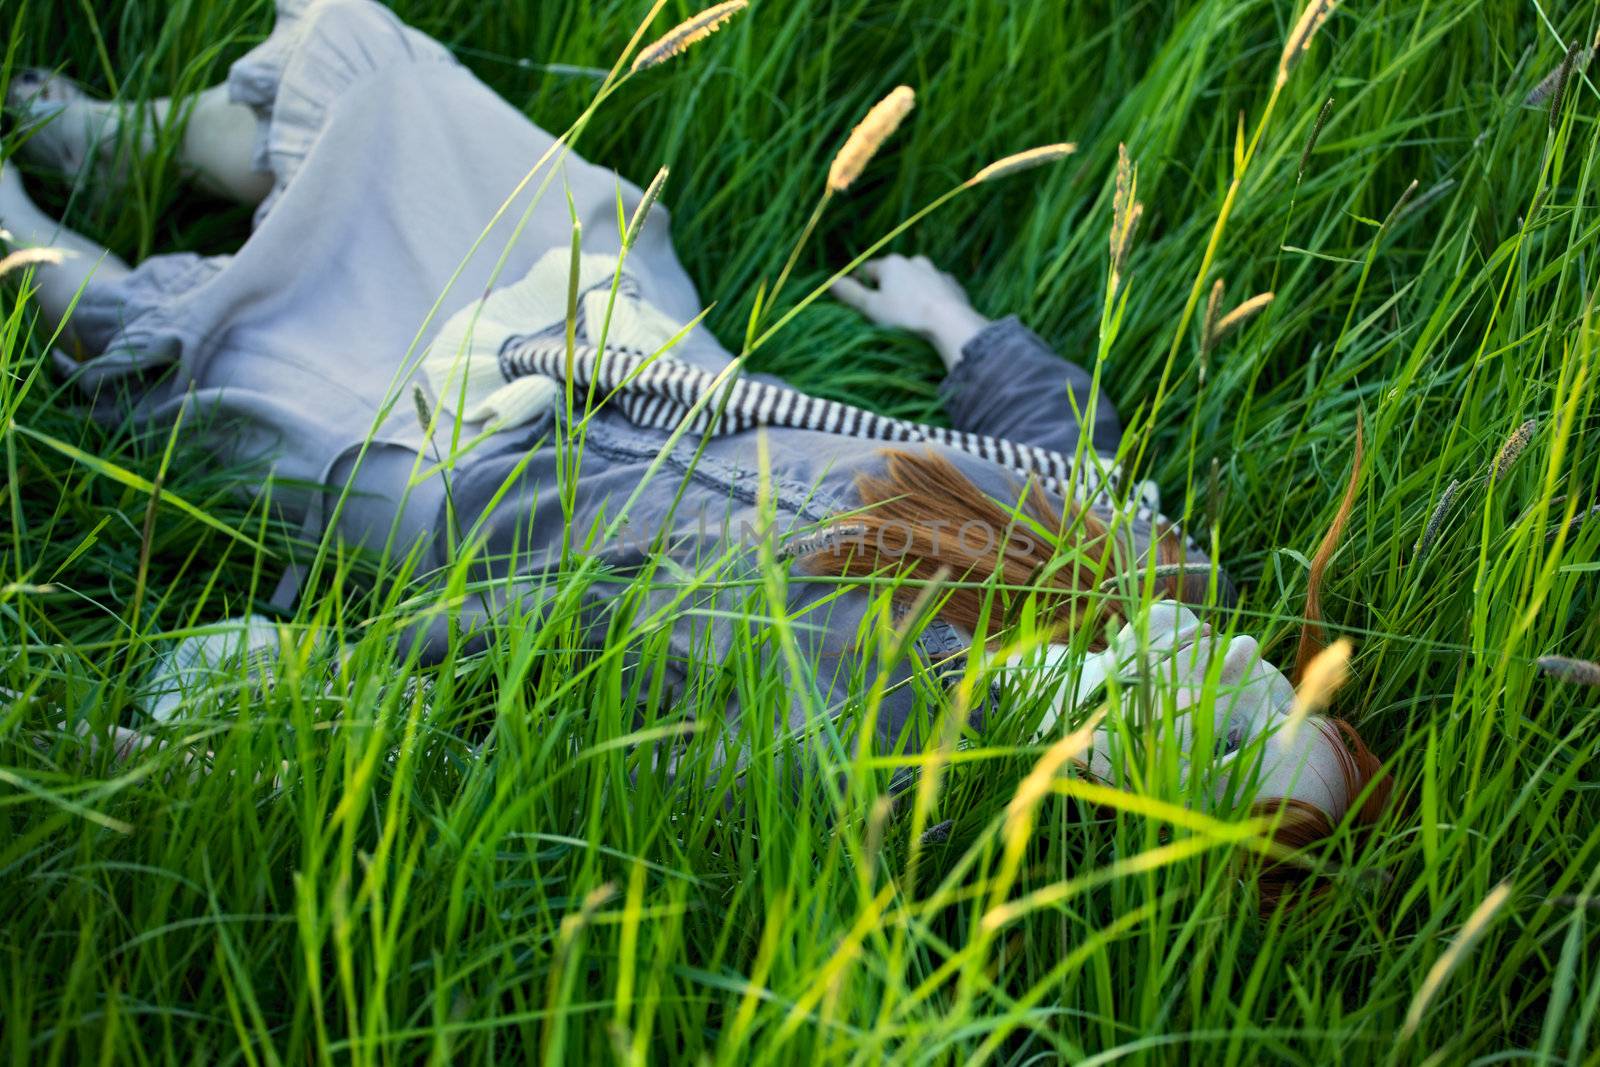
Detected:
[{"left": 3, "top": 0, "right": 1599, "bottom": 1062}]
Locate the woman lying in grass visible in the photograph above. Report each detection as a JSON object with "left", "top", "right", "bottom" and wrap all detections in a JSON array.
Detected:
[{"left": 3, "top": 0, "right": 1387, "bottom": 900}]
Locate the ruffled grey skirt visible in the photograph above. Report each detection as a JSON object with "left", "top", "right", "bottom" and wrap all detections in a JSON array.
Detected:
[{"left": 59, "top": 0, "right": 723, "bottom": 544}]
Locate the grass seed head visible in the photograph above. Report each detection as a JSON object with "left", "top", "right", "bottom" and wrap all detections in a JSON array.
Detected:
[
  {"left": 1380, "top": 179, "right": 1421, "bottom": 234},
  {"left": 1402, "top": 883, "right": 1513, "bottom": 1040},
  {"left": 1547, "top": 503, "right": 1600, "bottom": 544},
  {"left": 0, "top": 247, "right": 69, "bottom": 276},
  {"left": 828, "top": 86, "right": 916, "bottom": 193},
  {"left": 1286, "top": 637, "right": 1351, "bottom": 739},
  {"left": 412, "top": 384, "right": 433, "bottom": 433},
  {"left": 1109, "top": 144, "right": 1143, "bottom": 289},
  {"left": 1413, "top": 478, "right": 1461, "bottom": 558},
  {"left": 1210, "top": 292, "right": 1275, "bottom": 346},
  {"left": 1536, "top": 656, "right": 1600, "bottom": 688},
  {"left": 1298, "top": 97, "right": 1335, "bottom": 181},
  {"left": 1491, "top": 419, "right": 1536, "bottom": 480},
  {"left": 1203, "top": 281, "right": 1222, "bottom": 385},
  {"left": 631, "top": 0, "right": 748, "bottom": 73},
  {"left": 967, "top": 143, "right": 1077, "bottom": 185},
  {"left": 558, "top": 882, "right": 618, "bottom": 944},
  {"left": 1548, "top": 43, "right": 1580, "bottom": 129},
  {"left": 1278, "top": 0, "right": 1340, "bottom": 86},
  {"left": 625, "top": 166, "right": 670, "bottom": 248},
  {"left": 864, "top": 795, "right": 894, "bottom": 865},
  {"left": 1201, "top": 278, "right": 1226, "bottom": 357},
  {"left": 1525, "top": 43, "right": 1590, "bottom": 106},
  {"left": 1523, "top": 41, "right": 1587, "bottom": 126}
]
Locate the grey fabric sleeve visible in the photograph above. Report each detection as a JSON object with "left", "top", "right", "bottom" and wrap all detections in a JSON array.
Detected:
[{"left": 938, "top": 316, "right": 1122, "bottom": 456}]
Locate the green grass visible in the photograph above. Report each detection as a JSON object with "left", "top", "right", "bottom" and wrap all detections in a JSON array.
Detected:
[{"left": 4, "top": 0, "right": 1600, "bottom": 1062}]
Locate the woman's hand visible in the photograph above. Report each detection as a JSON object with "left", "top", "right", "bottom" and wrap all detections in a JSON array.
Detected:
[{"left": 830, "top": 254, "right": 993, "bottom": 370}]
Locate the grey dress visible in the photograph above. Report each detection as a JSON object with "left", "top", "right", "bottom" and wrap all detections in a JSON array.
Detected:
[{"left": 63, "top": 0, "right": 1208, "bottom": 758}]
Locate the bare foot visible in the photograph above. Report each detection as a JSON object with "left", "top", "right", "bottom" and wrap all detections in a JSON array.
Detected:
[
  {"left": 6, "top": 68, "right": 132, "bottom": 179},
  {"left": 7, "top": 67, "right": 90, "bottom": 109}
]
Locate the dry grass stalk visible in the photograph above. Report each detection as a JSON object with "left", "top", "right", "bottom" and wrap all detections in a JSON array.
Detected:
[
  {"left": 1413, "top": 478, "right": 1461, "bottom": 558},
  {"left": 1293, "top": 409, "right": 1363, "bottom": 681},
  {"left": 631, "top": 0, "right": 748, "bottom": 72},
  {"left": 1298, "top": 97, "right": 1335, "bottom": 181},
  {"left": 1285, "top": 637, "right": 1351, "bottom": 739},
  {"left": 1490, "top": 419, "right": 1536, "bottom": 480},
  {"left": 828, "top": 86, "right": 916, "bottom": 193},
  {"left": 1401, "top": 882, "right": 1513, "bottom": 1039},
  {"left": 625, "top": 166, "right": 670, "bottom": 248},
  {"left": 1210, "top": 292, "right": 1275, "bottom": 345},
  {"left": 1278, "top": 0, "right": 1340, "bottom": 87},
  {"left": 967, "top": 143, "right": 1077, "bottom": 185},
  {"left": 0, "top": 247, "right": 69, "bottom": 276},
  {"left": 1109, "top": 144, "right": 1143, "bottom": 288},
  {"left": 1536, "top": 656, "right": 1600, "bottom": 687}
]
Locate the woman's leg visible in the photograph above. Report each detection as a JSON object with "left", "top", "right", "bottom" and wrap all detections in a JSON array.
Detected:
[
  {"left": 7, "top": 71, "right": 270, "bottom": 205},
  {"left": 0, "top": 159, "right": 130, "bottom": 335},
  {"left": 165, "top": 86, "right": 274, "bottom": 204}
]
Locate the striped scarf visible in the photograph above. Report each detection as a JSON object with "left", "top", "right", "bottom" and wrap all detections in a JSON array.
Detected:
[{"left": 497, "top": 332, "right": 1175, "bottom": 531}]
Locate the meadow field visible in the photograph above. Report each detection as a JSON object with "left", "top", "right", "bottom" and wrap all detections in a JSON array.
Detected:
[{"left": 3, "top": 0, "right": 1599, "bottom": 1062}]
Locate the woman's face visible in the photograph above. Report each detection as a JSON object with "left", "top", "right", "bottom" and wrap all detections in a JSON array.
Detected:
[{"left": 1059, "top": 603, "right": 1352, "bottom": 820}]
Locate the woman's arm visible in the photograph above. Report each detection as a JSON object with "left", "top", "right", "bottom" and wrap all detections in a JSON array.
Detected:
[{"left": 831, "top": 254, "right": 1122, "bottom": 456}]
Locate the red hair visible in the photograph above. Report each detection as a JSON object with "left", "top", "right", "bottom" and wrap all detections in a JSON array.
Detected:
[
  {"left": 1250, "top": 410, "right": 1390, "bottom": 909},
  {"left": 1248, "top": 718, "right": 1391, "bottom": 908},
  {"left": 798, "top": 449, "right": 1205, "bottom": 646}
]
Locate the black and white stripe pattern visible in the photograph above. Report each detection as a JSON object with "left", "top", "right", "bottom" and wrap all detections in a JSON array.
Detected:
[{"left": 499, "top": 333, "right": 1182, "bottom": 537}]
